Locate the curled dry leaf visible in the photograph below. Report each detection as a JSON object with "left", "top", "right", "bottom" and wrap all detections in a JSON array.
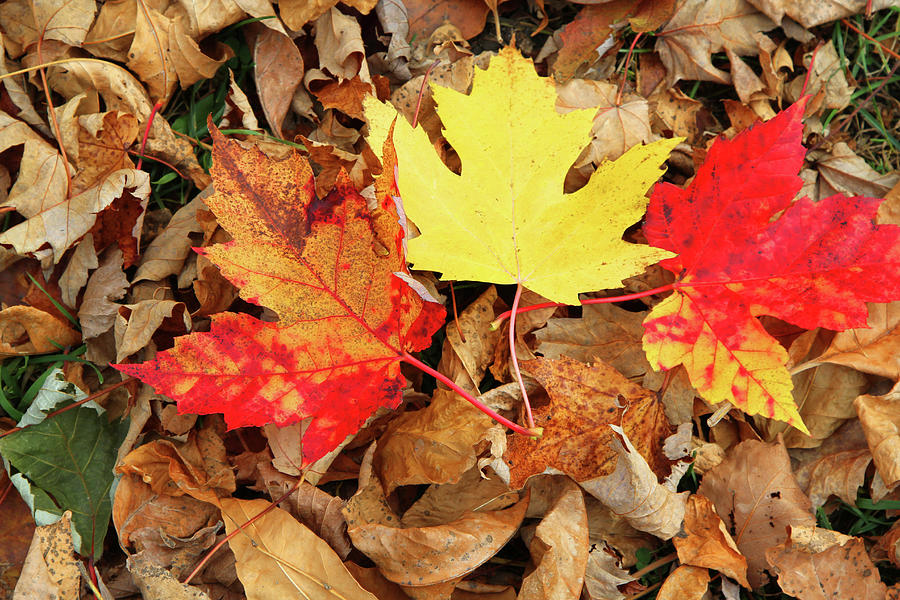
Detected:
[
  {"left": 854, "top": 386, "right": 900, "bottom": 489},
  {"left": 134, "top": 196, "right": 207, "bottom": 283},
  {"left": 374, "top": 389, "right": 494, "bottom": 494},
  {"left": 656, "top": 565, "right": 709, "bottom": 600},
  {"left": 127, "top": 553, "right": 212, "bottom": 600},
  {"left": 766, "top": 529, "right": 887, "bottom": 599},
  {"left": 581, "top": 426, "right": 688, "bottom": 541},
  {"left": 13, "top": 512, "right": 80, "bottom": 600},
  {"left": 344, "top": 451, "right": 529, "bottom": 587},
  {"left": 221, "top": 497, "right": 377, "bottom": 600},
  {"left": 0, "top": 305, "right": 80, "bottom": 356},
  {"left": 78, "top": 247, "right": 129, "bottom": 340},
  {"left": 252, "top": 25, "right": 303, "bottom": 140},
  {"left": 504, "top": 356, "right": 672, "bottom": 490},
  {"left": 674, "top": 494, "right": 749, "bottom": 588},
  {"left": 698, "top": 438, "right": 815, "bottom": 587},
  {"left": 114, "top": 299, "right": 191, "bottom": 363},
  {"left": 518, "top": 476, "right": 589, "bottom": 600},
  {"left": 583, "top": 542, "right": 633, "bottom": 600},
  {"left": 791, "top": 420, "right": 873, "bottom": 509},
  {"left": 655, "top": 0, "right": 777, "bottom": 86}
]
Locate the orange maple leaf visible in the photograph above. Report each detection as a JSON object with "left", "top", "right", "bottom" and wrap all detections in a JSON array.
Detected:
[{"left": 115, "top": 128, "right": 445, "bottom": 464}]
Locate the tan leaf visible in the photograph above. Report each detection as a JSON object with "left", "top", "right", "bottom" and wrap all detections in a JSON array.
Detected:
[
  {"left": 344, "top": 450, "right": 529, "bottom": 587},
  {"left": 556, "top": 80, "right": 654, "bottom": 165},
  {"left": 583, "top": 542, "right": 633, "bottom": 600},
  {"left": 405, "top": 0, "right": 493, "bottom": 39},
  {"left": 792, "top": 420, "right": 873, "bottom": 509},
  {"left": 13, "top": 512, "right": 80, "bottom": 600},
  {"left": 401, "top": 467, "right": 516, "bottom": 528},
  {"left": 766, "top": 530, "right": 886, "bottom": 599},
  {"left": 674, "top": 494, "right": 749, "bottom": 588},
  {"left": 655, "top": 0, "right": 777, "bottom": 86},
  {"left": 279, "top": 0, "right": 339, "bottom": 30},
  {"left": 252, "top": 25, "right": 304, "bottom": 139},
  {"left": 77, "top": 247, "right": 129, "bottom": 340},
  {"left": 114, "top": 299, "right": 190, "bottom": 363},
  {"left": 581, "top": 426, "right": 688, "bottom": 540},
  {"left": 221, "top": 497, "right": 377, "bottom": 600},
  {"left": 657, "top": 565, "right": 709, "bottom": 600},
  {"left": 504, "top": 356, "right": 673, "bottom": 490},
  {"left": 134, "top": 196, "right": 207, "bottom": 283},
  {"left": 58, "top": 232, "right": 99, "bottom": 308},
  {"left": 0, "top": 0, "right": 95, "bottom": 51},
  {"left": 83, "top": 0, "right": 136, "bottom": 61},
  {"left": 374, "top": 389, "right": 494, "bottom": 494},
  {"left": 518, "top": 476, "right": 589, "bottom": 600},
  {"left": 786, "top": 41, "right": 852, "bottom": 110},
  {"left": 854, "top": 385, "right": 900, "bottom": 489},
  {"left": 808, "top": 143, "right": 900, "bottom": 201},
  {"left": 534, "top": 303, "right": 649, "bottom": 378},
  {"left": 126, "top": 553, "right": 211, "bottom": 600},
  {"left": 0, "top": 305, "right": 80, "bottom": 356},
  {"left": 116, "top": 418, "right": 236, "bottom": 505},
  {"left": 698, "top": 438, "right": 815, "bottom": 587},
  {"left": 746, "top": 0, "right": 897, "bottom": 28},
  {"left": 0, "top": 168, "right": 148, "bottom": 263},
  {"left": 442, "top": 285, "right": 505, "bottom": 392},
  {"left": 311, "top": 8, "right": 371, "bottom": 82}
]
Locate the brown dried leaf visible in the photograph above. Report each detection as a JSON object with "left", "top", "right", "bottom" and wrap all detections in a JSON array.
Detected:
[
  {"left": 374, "top": 389, "right": 494, "bottom": 494},
  {"left": 252, "top": 25, "right": 303, "bottom": 139},
  {"left": 518, "top": 476, "right": 588, "bottom": 600},
  {"left": 583, "top": 542, "right": 632, "bottom": 600},
  {"left": 854, "top": 385, "right": 900, "bottom": 489},
  {"left": 674, "top": 494, "right": 749, "bottom": 588},
  {"left": 405, "top": 0, "right": 494, "bottom": 40},
  {"left": 657, "top": 565, "right": 709, "bottom": 600},
  {"left": 785, "top": 41, "right": 852, "bottom": 110},
  {"left": 134, "top": 196, "right": 207, "bottom": 283},
  {"left": 766, "top": 531, "right": 887, "bottom": 599},
  {"left": 13, "top": 512, "right": 80, "bottom": 600},
  {"left": 221, "top": 497, "right": 377, "bottom": 599},
  {"left": 504, "top": 356, "right": 672, "bottom": 490},
  {"left": 0, "top": 305, "right": 80, "bottom": 356},
  {"left": 127, "top": 553, "right": 212, "bottom": 600},
  {"left": 655, "top": 0, "right": 777, "bottom": 87},
  {"left": 698, "top": 438, "right": 815, "bottom": 587},
  {"left": 746, "top": 0, "right": 897, "bottom": 28},
  {"left": 534, "top": 303, "right": 649, "bottom": 378},
  {"left": 581, "top": 426, "right": 688, "bottom": 540}
]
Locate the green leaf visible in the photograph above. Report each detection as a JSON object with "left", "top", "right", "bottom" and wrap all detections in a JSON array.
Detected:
[{"left": 0, "top": 370, "right": 128, "bottom": 559}]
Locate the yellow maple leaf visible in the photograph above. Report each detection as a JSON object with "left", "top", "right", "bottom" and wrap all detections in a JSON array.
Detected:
[{"left": 366, "top": 47, "right": 679, "bottom": 305}]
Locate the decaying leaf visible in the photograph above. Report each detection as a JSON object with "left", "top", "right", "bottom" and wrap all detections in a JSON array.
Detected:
[{"left": 674, "top": 494, "right": 749, "bottom": 588}]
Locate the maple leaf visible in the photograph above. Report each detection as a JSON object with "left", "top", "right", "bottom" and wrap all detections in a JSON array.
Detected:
[
  {"left": 366, "top": 47, "right": 679, "bottom": 305},
  {"left": 115, "top": 129, "right": 445, "bottom": 465},
  {"left": 643, "top": 100, "right": 900, "bottom": 432}
]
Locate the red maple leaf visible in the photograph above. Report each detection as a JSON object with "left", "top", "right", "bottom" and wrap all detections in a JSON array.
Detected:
[
  {"left": 642, "top": 100, "right": 900, "bottom": 430},
  {"left": 115, "top": 128, "right": 445, "bottom": 465}
]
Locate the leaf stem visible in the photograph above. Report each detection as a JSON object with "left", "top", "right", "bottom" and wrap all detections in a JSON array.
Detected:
[
  {"left": 508, "top": 282, "right": 535, "bottom": 429},
  {"left": 401, "top": 352, "right": 538, "bottom": 437},
  {"left": 490, "top": 283, "right": 675, "bottom": 329}
]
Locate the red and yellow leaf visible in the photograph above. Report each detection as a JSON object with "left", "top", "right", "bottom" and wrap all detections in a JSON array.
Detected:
[
  {"left": 115, "top": 129, "right": 445, "bottom": 465},
  {"left": 643, "top": 100, "right": 900, "bottom": 431}
]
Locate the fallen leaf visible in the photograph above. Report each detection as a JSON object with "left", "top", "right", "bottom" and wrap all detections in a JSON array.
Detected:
[
  {"left": 674, "top": 494, "right": 750, "bottom": 588},
  {"left": 552, "top": 1, "right": 634, "bottom": 83},
  {"left": 0, "top": 305, "right": 80, "bottom": 356},
  {"left": 368, "top": 47, "right": 678, "bottom": 305},
  {"left": 766, "top": 530, "right": 887, "bottom": 599},
  {"left": 374, "top": 389, "right": 494, "bottom": 494},
  {"left": 115, "top": 127, "right": 445, "bottom": 466},
  {"left": 657, "top": 565, "right": 709, "bottom": 600},
  {"left": 655, "top": 0, "right": 777, "bottom": 87},
  {"left": 518, "top": 476, "right": 589, "bottom": 599},
  {"left": 698, "top": 438, "right": 815, "bottom": 587},
  {"left": 251, "top": 25, "right": 303, "bottom": 139},
  {"left": 127, "top": 553, "right": 212, "bottom": 600},
  {"left": 785, "top": 41, "right": 852, "bottom": 110},
  {"left": 809, "top": 142, "right": 900, "bottom": 201},
  {"left": 78, "top": 247, "right": 129, "bottom": 340},
  {"left": 534, "top": 303, "right": 649, "bottom": 379},
  {"left": 643, "top": 100, "right": 900, "bottom": 431},
  {"left": 583, "top": 542, "right": 633, "bottom": 600},
  {"left": 0, "top": 471, "right": 35, "bottom": 589},
  {"left": 405, "top": 0, "right": 495, "bottom": 39},
  {"left": 13, "top": 512, "right": 80, "bottom": 600},
  {"left": 504, "top": 356, "right": 672, "bottom": 489},
  {"left": 581, "top": 426, "right": 688, "bottom": 540},
  {"left": 801, "top": 302, "right": 900, "bottom": 381},
  {"left": 746, "top": 0, "right": 896, "bottom": 28},
  {"left": 854, "top": 386, "right": 900, "bottom": 489},
  {"left": 220, "top": 497, "right": 377, "bottom": 600},
  {"left": 134, "top": 196, "right": 207, "bottom": 283}
]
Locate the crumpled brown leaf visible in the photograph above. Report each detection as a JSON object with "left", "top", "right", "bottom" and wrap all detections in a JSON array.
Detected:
[
  {"left": 785, "top": 41, "right": 852, "bottom": 110},
  {"left": 854, "top": 385, "right": 900, "bottom": 489},
  {"left": 114, "top": 299, "right": 191, "bottom": 363},
  {"left": 581, "top": 426, "right": 688, "bottom": 540},
  {"left": 657, "top": 565, "right": 709, "bottom": 600},
  {"left": 504, "top": 356, "right": 673, "bottom": 490},
  {"left": 583, "top": 542, "right": 632, "bottom": 600},
  {"left": 655, "top": 0, "right": 777, "bottom": 87},
  {"left": 674, "top": 494, "right": 749, "bottom": 588},
  {"left": 791, "top": 420, "right": 873, "bottom": 509},
  {"left": 518, "top": 476, "right": 588, "bottom": 599},
  {"left": 747, "top": 0, "right": 897, "bottom": 28},
  {"left": 13, "top": 512, "right": 80, "bottom": 600},
  {"left": 698, "top": 438, "right": 815, "bottom": 587},
  {"left": 766, "top": 527, "right": 887, "bottom": 599},
  {"left": 127, "top": 553, "right": 211, "bottom": 600},
  {"left": 344, "top": 446, "right": 529, "bottom": 588},
  {"left": 221, "top": 497, "right": 377, "bottom": 600},
  {"left": 251, "top": 25, "right": 304, "bottom": 140},
  {"left": 0, "top": 305, "right": 80, "bottom": 356}
]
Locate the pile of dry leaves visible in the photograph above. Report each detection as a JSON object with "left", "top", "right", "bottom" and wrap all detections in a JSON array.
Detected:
[{"left": 1, "top": 0, "right": 899, "bottom": 598}]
